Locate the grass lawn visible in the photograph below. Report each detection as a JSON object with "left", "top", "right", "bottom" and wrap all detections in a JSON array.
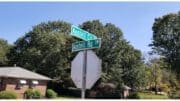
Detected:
[
  {"left": 138, "top": 92, "right": 169, "bottom": 99},
  {"left": 170, "top": 90, "right": 180, "bottom": 99},
  {"left": 56, "top": 92, "right": 170, "bottom": 99},
  {"left": 57, "top": 95, "right": 80, "bottom": 99}
]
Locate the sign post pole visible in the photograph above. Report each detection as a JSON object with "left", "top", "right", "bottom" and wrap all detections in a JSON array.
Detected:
[{"left": 82, "top": 50, "right": 87, "bottom": 99}]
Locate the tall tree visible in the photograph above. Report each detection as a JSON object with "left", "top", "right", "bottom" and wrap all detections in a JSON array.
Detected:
[
  {"left": 0, "top": 38, "right": 11, "bottom": 66},
  {"left": 8, "top": 21, "right": 75, "bottom": 87},
  {"left": 150, "top": 58, "right": 163, "bottom": 94},
  {"left": 150, "top": 12, "right": 180, "bottom": 76},
  {"left": 8, "top": 20, "right": 145, "bottom": 90},
  {"left": 80, "top": 20, "right": 146, "bottom": 89},
  {"left": 145, "top": 57, "right": 178, "bottom": 94}
]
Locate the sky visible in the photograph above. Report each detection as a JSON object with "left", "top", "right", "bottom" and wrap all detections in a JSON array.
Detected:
[{"left": 0, "top": 2, "right": 180, "bottom": 53}]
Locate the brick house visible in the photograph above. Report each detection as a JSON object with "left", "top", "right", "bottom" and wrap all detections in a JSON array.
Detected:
[{"left": 0, "top": 67, "right": 51, "bottom": 98}]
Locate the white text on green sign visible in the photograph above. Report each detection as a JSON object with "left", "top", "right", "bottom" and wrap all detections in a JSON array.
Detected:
[
  {"left": 72, "top": 38, "right": 101, "bottom": 52},
  {"left": 71, "top": 25, "right": 97, "bottom": 41}
]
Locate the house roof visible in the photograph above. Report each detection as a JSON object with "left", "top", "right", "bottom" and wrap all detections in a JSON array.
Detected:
[
  {"left": 123, "top": 85, "right": 131, "bottom": 90},
  {"left": 0, "top": 67, "right": 51, "bottom": 80}
]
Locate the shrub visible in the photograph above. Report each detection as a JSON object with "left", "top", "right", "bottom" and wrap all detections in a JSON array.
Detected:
[
  {"left": 46, "top": 89, "right": 57, "bottom": 98},
  {"left": 24, "top": 89, "right": 34, "bottom": 99},
  {"left": 24, "top": 89, "right": 41, "bottom": 99},
  {"left": 33, "top": 89, "right": 41, "bottom": 98},
  {"left": 128, "top": 92, "right": 140, "bottom": 99},
  {"left": 160, "top": 84, "right": 170, "bottom": 93},
  {"left": 171, "top": 90, "right": 180, "bottom": 99},
  {"left": 0, "top": 90, "right": 17, "bottom": 99}
]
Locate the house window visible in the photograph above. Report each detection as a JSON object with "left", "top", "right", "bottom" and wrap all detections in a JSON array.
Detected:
[
  {"left": 20, "top": 80, "right": 27, "bottom": 84},
  {"left": 16, "top": 80, "right": 27, "bottom": 89},
  {"left": 29, "top": 80, "right": 39, "bottom": 88}
]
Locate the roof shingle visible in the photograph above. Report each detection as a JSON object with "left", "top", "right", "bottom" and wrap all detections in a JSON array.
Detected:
[{"left": 0, "top": 67, "right": 51, "bottom": 80}]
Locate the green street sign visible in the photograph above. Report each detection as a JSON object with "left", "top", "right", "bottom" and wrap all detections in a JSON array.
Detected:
[
  {"left": 71, "top": 25, "right": 97, "bottom": 41},
  {"left": 72, "top": 38, "right": 101, "bottom": 52}
]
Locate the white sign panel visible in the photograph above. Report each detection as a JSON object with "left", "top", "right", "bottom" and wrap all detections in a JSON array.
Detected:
[
  {"left": 71, "top": 50, "right": 101, "bottom": 89},
  {"left": 71, "top": 51, "right": 84, "bottom": 88},
  {"left": 86, "top": 50, "right": 101, "bottom": 89}
]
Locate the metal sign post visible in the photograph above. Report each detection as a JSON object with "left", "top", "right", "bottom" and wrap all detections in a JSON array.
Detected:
[{"left": 82, "top": 50, "right": 87, "bottom": 99}]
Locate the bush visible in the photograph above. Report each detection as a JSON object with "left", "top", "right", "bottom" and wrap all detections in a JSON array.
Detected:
[
  {"left": 24, "top": 89, "right": 34, "bottom": 99},
  {"left": 128, "top": 92, "right": 140, "bottom": 99},
  {"left": 0, "top": 90, "right": 17, "bottom": 99},
  {"left": 170, "top": 90, "right": 180, "bottom": 99},
  {"left": 160, "top": 84, "right": 170, "bottom": 93},
  {"left": 33, "top": 89, "right": 41, "bottom": 98},
  {"left": 46, "top": 89, "right": 57, "bottom": 98},
  {"left": 24, "top": 89, "right": 41, "bottom": 99}
]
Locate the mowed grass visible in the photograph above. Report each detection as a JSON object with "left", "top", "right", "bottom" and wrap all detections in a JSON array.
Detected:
[
  {"left": 138, "top": 92, "right": 169, "bottom": 99},
  {"left": 57, "top": 95, "right": 80, "bottom": 99},
  {"left": 57, "top": 92, "right": 169, "bottom": 99}
]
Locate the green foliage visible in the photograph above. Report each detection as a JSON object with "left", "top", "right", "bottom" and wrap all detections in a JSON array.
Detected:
[
  {"left": 160, "top": 84, "right": 170, "bottom": 93},
  {"left": 137, "top": 92, "right": 169, "bottom": 99},
  {"left": 150, "top": 11, "right": 180, "bottom": 76},
  {"left": 80, "top": 20, "right": 145, "bottom": 89},
  {"left": 128, "top": 92, "right": 140, "bottom": 99},
  {"left": 46, "top": 89, "right": 57, "bottom": 98},
  {"left": 150, "top": 11, "right": 180, "bottom": 96},
  {"left": 24, "top": 89, "right": 41, "bottom": 99},
  {"left": 0, "top": 90, "right": 17, "bottom": 99},
  {"left": 24, "top": 89, "right": 34, "bottom": 99},
  {"left": 8, "top": 21, "right": 74, "bottom": 88},
  {"left": 0, "top": 39, "right": 11, "bottom": 66},
  {"left": 33, "top": 89, "right": 41, "bottom": 97},
  {"left": 150, "top": 59, "right": 163, "bottom": 89},
  {"left": 170, "top": 90, "right": 180, "bottom": 99},
  {"left": 145, "top": 57, "right": 179, "bottom": 96},
  {"left": 8, "top": 20, "right": 145, "bottom": 90}
]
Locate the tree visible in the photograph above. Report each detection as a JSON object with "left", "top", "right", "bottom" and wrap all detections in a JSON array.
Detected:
[
  {"left": 145, "top": 57, "right": 179, "bottom": 95},
  {"left": 8, "top": 21, "right": 75, "bottom": 87},
  {"left": 0, "top": 38, "right": 11, "bottom": 66},
  {"left": 151, "top": 59, "right": 162, "bottom": 94},
  {"left": 145, "top": 58, "right": 163, "bottom": 94},
  {"left": 150, "top": 12, "right": 180, "bottom": 77},
  {"left": 80, "top": 20, "right": 146, "bottom": 89},
  {"left": 8, "top": 20, "right": 145, "bottom": 90}
]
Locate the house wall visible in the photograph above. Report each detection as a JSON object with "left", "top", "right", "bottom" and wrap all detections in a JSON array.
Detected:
[
  {"left": 123, "top": 90, "right": 129, "bottom": 98},
  {"left": 0, "top": 77, "right": 6, "bottom": 91},
  {"left": 3, "top": 78, "right": 48, "bottom": 98}
]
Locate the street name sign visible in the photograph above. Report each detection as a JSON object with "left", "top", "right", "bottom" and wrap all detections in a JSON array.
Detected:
[
  {"left": 72, "top": 38, "right": 101, "bottom": 52},
  {"left": 71, "top": 25, "right": 97, "bottom": 41}
]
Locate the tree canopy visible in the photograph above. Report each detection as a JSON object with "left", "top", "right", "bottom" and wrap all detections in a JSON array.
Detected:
[
  {"left": 0, "top": 39, "right": 11, "bottom": 66},
  {"left": 79, "top": 20, "right": 146, "bottom": 89},
  {"left": 150, "top": 12, "right": 180, "bottom": 76},
  {"left": 8, "top": 21, "right": 75, "bottom": 87},
  {"left": 8, "top": 20, "right": 145, "bottom": 89}
]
